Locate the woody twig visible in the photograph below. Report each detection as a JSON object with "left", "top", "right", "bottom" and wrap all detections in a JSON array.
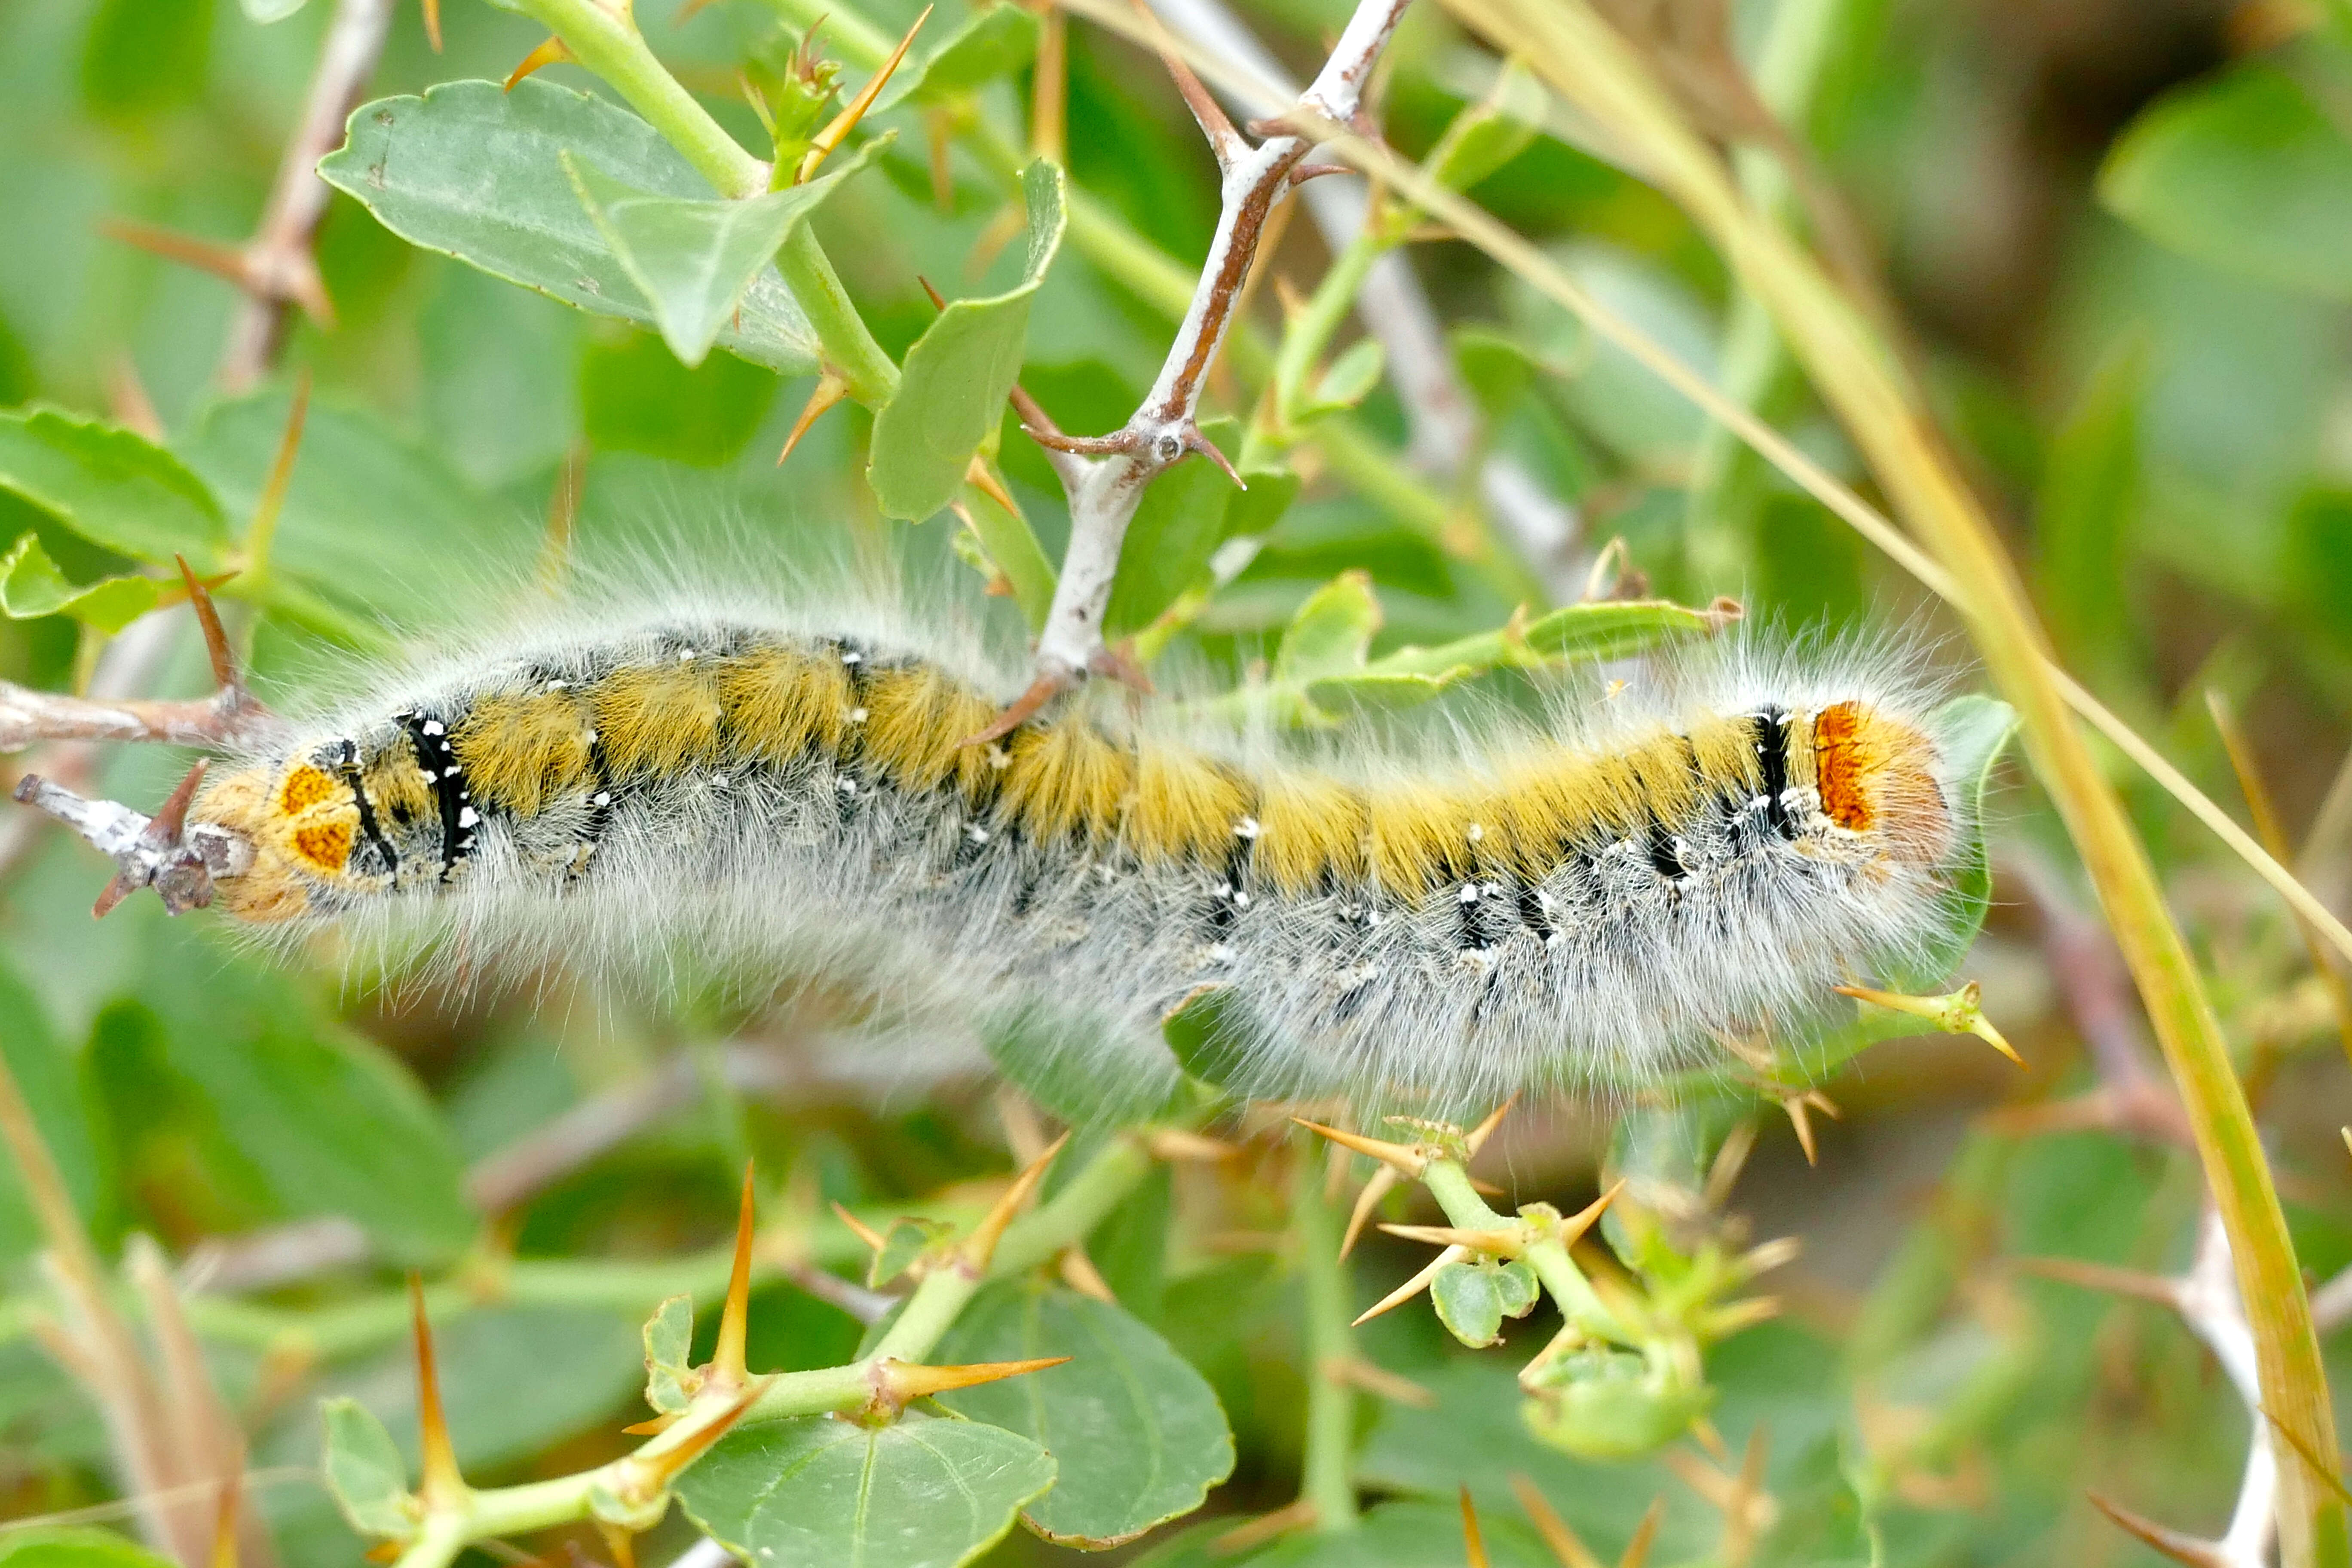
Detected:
[{"left": 984, "top": 0, "right": 1412, "bottom": 734}]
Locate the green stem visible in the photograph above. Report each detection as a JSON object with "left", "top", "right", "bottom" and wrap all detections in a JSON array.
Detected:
[
  {"left": 778, "top": 227, "right": 901, "bottom": 405},
  {"left": 1272, "top": 227, "right": 1390, "bottom": 432},
  {"left": 1294, "top": 1148, "right": 1358, "bottom": 1532},
  {"left": 509, "top": 0, "right": 900, "bottom": 406},
  {"left": 1420, "top": 1160, "right": 1623, "bottom": 1343},
  {"left": 511, "top": 0, "right": 768, "bottom": 198}
]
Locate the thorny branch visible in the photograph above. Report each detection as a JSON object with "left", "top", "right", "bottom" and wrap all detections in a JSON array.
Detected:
[
  {"left": 216, "top": 0, "right": 398, "bottom": 391},
  {"left": 1003, "top": 0, "right": 1413, "bottom": 717},
  {"left": 1142, "top": 0, "right": 1587, "bottom": 595}
]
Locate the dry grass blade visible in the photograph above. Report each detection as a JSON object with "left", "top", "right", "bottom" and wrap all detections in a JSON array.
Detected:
[
  {"left": 1393, "top": 4, "right": 2345, "bottom": 1547},
  {"left": 2209, "top": 689, "right": 2352, "bottom": 1073}
]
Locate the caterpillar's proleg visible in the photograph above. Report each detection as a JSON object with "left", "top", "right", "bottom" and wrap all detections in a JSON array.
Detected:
[{"left": 189, "top": 601, "right": 1977, "bottom": 1109}]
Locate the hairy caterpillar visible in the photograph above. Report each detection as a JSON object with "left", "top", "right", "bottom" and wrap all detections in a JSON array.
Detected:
[{"left": 181, "top": 579, "right": 1980, "bottom": 1112}]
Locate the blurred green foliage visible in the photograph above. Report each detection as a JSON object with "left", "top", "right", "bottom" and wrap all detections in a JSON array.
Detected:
[{"left": 0, "top": 0, "right": 2350, "bottom": 1564}]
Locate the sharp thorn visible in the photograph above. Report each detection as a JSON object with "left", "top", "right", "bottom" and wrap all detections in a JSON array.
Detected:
[
  {"left": 1126, "top": 0, "right": 1243, "bottom": 168},
  {"left": 1510, "top": 1472, "right": 1605, "bottom": 1568},
  {"left": 962, "top": 453, "right": 1017, "bottom": 514},
  {"left": 830, "top": 1201, "right": 887, "bottom": 1253},
  {"left": 409, "top": 1275, "right": 466, "bottom": 1507},
  {"left": 1558, "top": 1179, "right": 1625, "bottom": 1248},
  {"left": 2010, "top": 1255, "right": 2184, "bottom": 1308},
  {"left": 176, "top": 556, "right": 241, "bottom": 693},
  {"left": 1464, "top": 1093, "right": 1519, "bottom": 1157},
  {"left": 244, "top": 366, "right": 310, "bottom": 569},
  {"left": 619, "top": 1412, "right": 681, "bottom": 1436},
  {"left": 1352, "top": 1244, "right": 1466, "bottom": 1327},
  {"left": 1290, "top": 1117, "right": 1426, "bottom": 1178},
  {"left": 918, "top": 275, "right": 948, "bottom": 312},
  {"left": 593, "top": 1523, "right": 637, "bottom": 1568},
  {"left": 629, "top": 1381, "right": 764, "bottom": 1489},
  {"left": 1339, "top": 1164, "right": 1399, "bottom": 1259},
  {"left": 420, "top": 0, "right": 441, "bottom": 51},
  {"left": 98, "top": 217, "right": 254, "bottom": 291},
  {"left": 92, "top": 872, "right": 137, "bottom": 921},
  {"left": 711, "top": 1160, "right": 757, "bottom": 1388},
  {"left": 147, "top": 759, "right": 209, "bottom": 845},
  {"left": 1287, "top": 162, "right": 1350, "bottom": 184},
  {"left": 1058, "top": 1245, "right": 1117, "bottom": 1303},
  {"left": 505, "top": 35, "right": 572, "bottom": 91},
  {"left": 799, "top": 3, "right": 931, "bottom": 183},
  {"left": 2084, "top": 1492, "right": 2230, "bottom": 1568},
  {"left": 964, "top": 1130, "right": 1069, "bottom": 1271},
  {"left": 875, "top": 1355, "right": 1069, "bottom": 1405},
  {"left": 1460, "top": 1485, "right": 1488, "bottom": 1568},
  {"left": 1182, "top": 423, "right": 1246, "bottom": 488},
  {"left": 777, "top": 368, "right": 850, "bottom": 466},
  {"left": 961, "top": 669, "right": 1066, "bottom": 748},
  {"left": 208, "top": 1476, "right": 240, "bottom": 1568},
  {"left": 1617, "top": 1495, "right": 1666, "bottom": 1568},
  {"left": 1377, "top": 1222, "right": 1524, "bottom": 1256}
]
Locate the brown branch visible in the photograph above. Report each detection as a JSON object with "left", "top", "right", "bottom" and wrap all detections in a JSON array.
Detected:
[
  {"left": 216, "top": 0, "right": 398, "bottom": 392},
  {"left": 1017, "top": 0, "right": 1412, "bottom": 691}
]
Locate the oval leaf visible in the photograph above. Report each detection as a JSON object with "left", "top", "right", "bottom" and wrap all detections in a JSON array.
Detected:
[
  {"left": 2102, "top": 62, "right": 2352, "bottom": 299},
  {"left": 933, "top": 1281, "right": 1236, "bottom": 1547},
  {"left": 677, "top": 1411, "right": 1056, "bottom": 1568},
  {"left": 321, "top": 80, "right": 822, "bottom": 373},
  {"left": 0, "top": 533, "right": 160, "bottom": 633},
  {"left": 0, "top": 408, "right": 231, "bottom": 571},
  {"left": 562, "top": 136, "right": 888, "bottom": 368},
  {"left": 319, "top": 1396, "right": 414, "bottom": 1540},
  {"left": 1430, "top": 1260, "right": 1506, "bottom": 1349},
  {"left": 868, "top": 159, "right": 1067, "bottom": 521}
]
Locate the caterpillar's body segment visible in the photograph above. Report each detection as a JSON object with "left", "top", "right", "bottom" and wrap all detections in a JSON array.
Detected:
[{"left": 190, "top": 597, "right": 1973, "bottom": 1108}]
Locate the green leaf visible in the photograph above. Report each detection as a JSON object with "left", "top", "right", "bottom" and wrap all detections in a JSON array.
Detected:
[
  {"left": 933, "top": 1281, "right": 1235, "bottom": 1547},
  {"left": 0, "top": 408, "right": 232, "bottom": 571},
  {"left": 0, "top": 532, "right": 159, "bottom": 632},
  {"left": 136, "top": 927, "right": 474, "bottom": 1264},
  {"left": 868, "top": 160, "right": 1068, "bottom": 521},
  {"left": 1422, "top": 59, "right": 1544, "bottom": 194},
  {"left": 1371, "top": 597, "right": 1725, "bottom": 682},
  {"left": 239, "top": 0, "right": 311, "bottom": 19},
  {"left": 643, "top": 1294, "right": 696, "bottom": 1414},
  {"left": 0, "top": 1530, "right": 182, "bottom": 1568},
  {"left": 2102, "top": 62, "right": 2352, "bottom": 299},
  {"left": 174, "top": 391, "right": 537, "bottom": 639},
  {"left": 872, "top": 1216, "right": 955, "bottom": 1288},
  {"left": 562, "top": 137, "right": 887, "bottom": 368},
  {"left": 1494, "top": 1258, "right": 1540, "bottom": 1318},
  {"left": 321, "top": 80, "right": 822, "bottom": 373},
  {"left": 1299, "top": 338, "right": 1386, "bottom": 419},
  {"left": 873, "top": 4, "right": 1041, "bottom": 113},
  {"left": 1430, "top": 1259, "right": 1507, "bottom": 1348},
  {"left": 1103, "top": 416, "right": 1250, "bottom": 639},
  {"left": 265, "top": 1306, "right": 646, "bottom": 1476},
  {"left": 319, "top": 1397, "right": 414, "bottom": 1540},
  {"left": 677, "top": 1411, "right": 1057, "bottom": 1568},
  {"left": 1274, "top": 570, "right": 1382, "bottom": 684},
  {"left": 2037, "top": 341, "right": 2146, "bottom": 684},
  {"left": 1450, "top": 325, "right": 1544, "bottom": 421}
]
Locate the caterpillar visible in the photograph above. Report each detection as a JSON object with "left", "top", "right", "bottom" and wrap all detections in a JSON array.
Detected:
[{"left": 180, "top": 579, "right": 1980, "bottom": 1113}]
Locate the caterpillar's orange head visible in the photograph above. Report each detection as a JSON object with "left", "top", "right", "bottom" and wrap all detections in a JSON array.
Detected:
[{"left": 1810, "top": 700, "right": 1953, "bottom": 865}]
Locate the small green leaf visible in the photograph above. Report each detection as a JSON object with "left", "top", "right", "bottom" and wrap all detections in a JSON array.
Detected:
[
  {"left": 676, "top": 1411, "right": 1057, "bottom": 1568},
  {"left": 319, "top": 1396, "right": 414, "bottom": 1540},
  {"left": 1103, "top": 416, "right": 1246, "bottom": 639},
  {"left": 0, "top": 533, "right": 159, "bottom": 632},
  {"left": 0, "top": 1531, "right": 184, "bottom": 1568},
  {"left": 873, "top": 1216, "right": 956, "bottom": 1288},
  {"left": 934, "top": 1281, "right": 1235, "bottom": 1547},
  {"left": 2101, "top": 62, "right": 2352, "bottom": 298},
  {"left": 1158, "top": 985, "right": 1252, "bottom": 1094},
  {"left": 1273, "top": 570, "right": 1382, "bottom": 684},
  {"left": 1451, "top": 325, "right": 1544, "bottom": 421},
  {"left": 322, "top": 80, "right": 823, "bottom": 373},
  {"left": 0, "top": 408, "right": 232, "bottom": 571},
  {"left": 1422, "top": 59, "right": 1544, "bottom": 194},
  {"left": 643, "top": 1294, "right": 696, "bottom": 1414},
  {"left": 1493, "top": 1258, "right": 1540, "bottom": 1319},
  {"left": 868, "top": 160, "right": 1068, "bottom": 521},
  {"left": 873, "top": 4, "right": 1041, "bottom": 113},
  {"left": 562, "top": 137, "right": 886, "bottom": 368},
  {"left": 1298, "top": 338, "right": 1386, "bottom": 420},
  {"left": 1431, "top": 1259, "right": 1507, "bottom": 1349},
  {"left": 239, "top": 0, "right": 311, "bottom": 19}
]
